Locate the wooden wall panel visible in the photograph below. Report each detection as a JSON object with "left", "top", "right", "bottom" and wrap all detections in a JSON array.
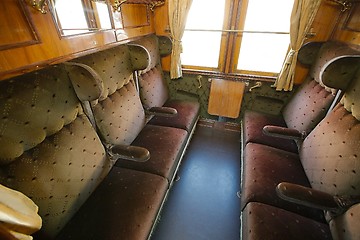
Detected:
[
  {"left": 0, "top": 0, "right": 39, "bottom": 50},
  {"left": 332, "top": 3, "right": 360, "bottom": 45},
  {"left": 0, "top": 1, "right": 155, "bottom": 81},
  {"left": 122, "top": 4, "right": 149, "bottom": 28},
  {"left": 154, "top": 1, "right": 171, "bottom": 71}
]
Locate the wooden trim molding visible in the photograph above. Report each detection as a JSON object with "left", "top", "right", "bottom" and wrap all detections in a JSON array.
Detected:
[
  {"left": 342, "top": 2, "right": 360, "bottom": 32},
  {"left": 0, "top": 0, "right": 40, "bottom": 51}
]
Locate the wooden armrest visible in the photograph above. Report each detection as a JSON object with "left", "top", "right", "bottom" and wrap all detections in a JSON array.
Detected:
[
  {"left": 146, "top": 106, "right": 178, "bottom": 117},
  {"left": 276, "top": 182, "right": 339, "bottom": 211},
  {"left": 263, "top": 125, "right": 305, "bottom": 140},
  {"left": 277, "top": 182, "right": 360, "bottom": 218},
  {"left": 108, "top": 144, "right": 150, "bottom": 162}
]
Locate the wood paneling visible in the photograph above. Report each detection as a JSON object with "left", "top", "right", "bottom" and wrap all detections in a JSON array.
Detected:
[
  {"left": 208, "top": 79, "right": 245, "bottom": 118},
  {"left": 0, "top": 0, "right": 39, "bottom": 50},
  {"left": 0, "top": 1, "right": 155, "bottom": 81},
  {"left": 332, "top": 3, "right": 360, "bottom": 45},
  {"left": 121, "top": 4, "right": 149, "bottom": 28},
  {"left": 154, "top": 1, "right": 171, "bottom": 71}
]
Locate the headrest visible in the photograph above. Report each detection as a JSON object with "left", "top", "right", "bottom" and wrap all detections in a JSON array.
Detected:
[
  {"left": 128, "top": 44, "right": 151, "bottom": 71},
  {"left": 340, "top": 69, "right": 360, "bottom": 121},
  {"left": 321, "top": 56, "right": 360, "bottom": 91},
  {"left": 129, "top": 34, "right": 161, "bottom": 73},
  {"left": 298, "top": 41, "right": 324, "bottom": 66},
  {"left": 304, "top": 41, "right": 360, "bottom": 93},
  {"left": 158, "top": 35, "right": 172, "bottom": 57},
  {"left": 0, "top": 65, "right": 80, "bottom": 163},
  {"left": 64, "top": 62, "right": 104, "bottom": 102},
  {"left": 69, "top": 44, "right": 139, "bottom": 101}
]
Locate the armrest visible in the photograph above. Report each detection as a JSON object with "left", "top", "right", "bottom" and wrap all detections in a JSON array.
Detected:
[
  {"left": 107, "top": 144, "right": 150, "bottom": 162},
  {"left": 276, "top": 182, "right": 339, "bottom": 211},
  {"left": 145, "top": 106, "right": 178, "bottom": 117},
  {"left": 277, "top": 182, "right": 360, "bottom": 217},
  {"left": 263, "top": 125, "right": 305, "bottom": 140}
]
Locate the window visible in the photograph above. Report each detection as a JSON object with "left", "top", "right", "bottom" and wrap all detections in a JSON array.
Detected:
[
  {"left": 51, "top": 0, "right": 112, "bottom": 36},
  {"left": 181, "top": 0, "right": 294, "bottom": 76}
]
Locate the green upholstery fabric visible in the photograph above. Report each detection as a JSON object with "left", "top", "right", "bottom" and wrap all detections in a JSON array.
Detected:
[{"left": 0, "top": 66, "right": 111, "bottom": 238}]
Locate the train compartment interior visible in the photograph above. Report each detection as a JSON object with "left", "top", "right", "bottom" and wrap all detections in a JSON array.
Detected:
[{"left": 0, "top": 0, "right": 360, "bottom": 239}]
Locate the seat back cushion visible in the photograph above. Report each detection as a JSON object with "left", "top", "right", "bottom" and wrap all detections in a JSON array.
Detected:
[
  {"left": 129, "top": 34, "right": 170, "bottom": 108},
  {"left": 0, "top": 66, "right": 111, "bottom": 238},
  {"left": 282, "top": 42, "right": 347, "bottom": 134},
  {"left": 282, "top": 41, "right": 360, "bottom": 135},
  {"left": 300, "top": 68, "right": 360, "bottom": 240},
  {"left": 68, "top": 44, "right": 148, "bottom": 145},
  {"left": 300, "top": 69, "right": 360, "bottom": 196},
  {"left": 330, "top": 203, "right": 360, "bottom": 240}
]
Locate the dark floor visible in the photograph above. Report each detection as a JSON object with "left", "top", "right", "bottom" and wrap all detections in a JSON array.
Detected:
[{"left": 151, "top": 121, "right": 241, "bottom": 240}]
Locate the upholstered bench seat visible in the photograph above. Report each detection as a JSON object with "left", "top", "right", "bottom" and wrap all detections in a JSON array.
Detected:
[
  {"left": 148, "top": 99, "right": 200, "bottom": 132},
  {"left": 128, "top": 34, "right": 200, "bottom": 134},
  {"left": 242, "top": 202, "right": 332, "bottom": 240},
  {"left": 243, "top": 41, "right": 360, "bottom": 154},
  {"left": 116, "top": 124, "right": 188, "bottom": 182},
  {"left": 56, "top": 167, "right": 168, "bottom": 240},
  {"left": 243, "top": 110, "right": 298, "bottom": 153},
  {"left": 241, "top": 143, "right": 325, "bottom": 222}
]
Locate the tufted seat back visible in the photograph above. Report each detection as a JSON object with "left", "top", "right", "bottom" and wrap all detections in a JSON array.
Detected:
[
  {"left": 300, "top": 67, "right": 360, "bottom": 239},
  {"left": 129, "top": 34, "right": 172, "bottom": 109},
  {"left": 0, "top": 65, "right": 111, "bottom": 238},
  {"left": 66, "top": 44, "right": 149, "bottom": 146},
  {"left": 282, "top": 41, "right": 360, "bottom": 136}
]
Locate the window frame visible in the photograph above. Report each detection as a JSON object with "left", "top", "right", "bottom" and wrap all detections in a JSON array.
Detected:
[{"left": 181, "top": 0, "right": 291, "bottom": 78}]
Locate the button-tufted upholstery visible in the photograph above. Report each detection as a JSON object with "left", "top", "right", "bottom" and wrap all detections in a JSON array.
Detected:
[
  {"left": 241, "top": 45, "right": 360, "bottom": 239},
  {"left": 242, "top": 202, "right": 332, "bottom": 240},
  {"left": 128, "top": 34, "right": 200, "bottom": 133},
  {"left": 58, "top": 41, "right": 191, "bottom": 239},
  {"left": 0, "top": 65, "right": 112, "bottom": 238},
  {"left": 57, "top": 167, "right": 168, "bottom": 240},
  {"left": 0, "top": 37, "right": 194, "bottom": 239},
  {"left": 67, "top": 43, "right": 188, "bottom": 182},
  {"left": 243, "top": 41, "right": 360, "bottom": 153},
  {"left": 241, "top": 143, "right": 326, "bottom": 222}
]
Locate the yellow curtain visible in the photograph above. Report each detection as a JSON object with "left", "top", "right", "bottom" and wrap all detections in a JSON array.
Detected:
[
  {"left": 0, "top": 184, "right": 42, "bottom": 240},
  {"left": 168, "top": 0, "right": 193, "bottom": 79},
  {"left": 273, "top": 0, "right": 321, "bottom": 91}
]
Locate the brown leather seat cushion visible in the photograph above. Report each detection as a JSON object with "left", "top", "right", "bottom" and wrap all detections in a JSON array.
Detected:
[
  {"left": 241, "top": 143, "right": 325, "bottom": 222},
  {"left": 242, "top": 202, "right": 331, "bottom": 240},
  {"left": 55, "top": 167, "right": 168, "bottom": 240},
  {"left": 116, "top": 124, "right": 188, "bottom": 181}
]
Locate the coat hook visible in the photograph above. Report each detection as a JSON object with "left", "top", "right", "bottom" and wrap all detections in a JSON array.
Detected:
[
  {"left": 249, "top": 81, "right": 262, "bottom": 92},
  {"left": 197, "top": 75, "right": 203, "bottom": 89}
]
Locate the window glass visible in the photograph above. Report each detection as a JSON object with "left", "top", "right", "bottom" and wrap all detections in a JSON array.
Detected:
[
  {"left": 237, "top": 33, "right": 290, "bottom": 73},
  {"left": 237, "top": 0, "right": 294, "bottom": 73},
  {"left": 95, "top": 2, "right": 112, "bottom": 29},
  {"left": 181, "top": 0, "right": 294, "bottom": 75},
  {"left": 181, "top": 0, "right": 226, "bottom": 68},
  {"left": 54, "top": 0, "right": 89, "bottom": 35}
]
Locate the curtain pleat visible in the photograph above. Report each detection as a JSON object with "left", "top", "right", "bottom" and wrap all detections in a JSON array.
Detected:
[
  {"left": 273, "top": 0, "right": 321, "bottom": 91},
  {"left": 168, "top": 0, "right": 193, "bottom": 79}
]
